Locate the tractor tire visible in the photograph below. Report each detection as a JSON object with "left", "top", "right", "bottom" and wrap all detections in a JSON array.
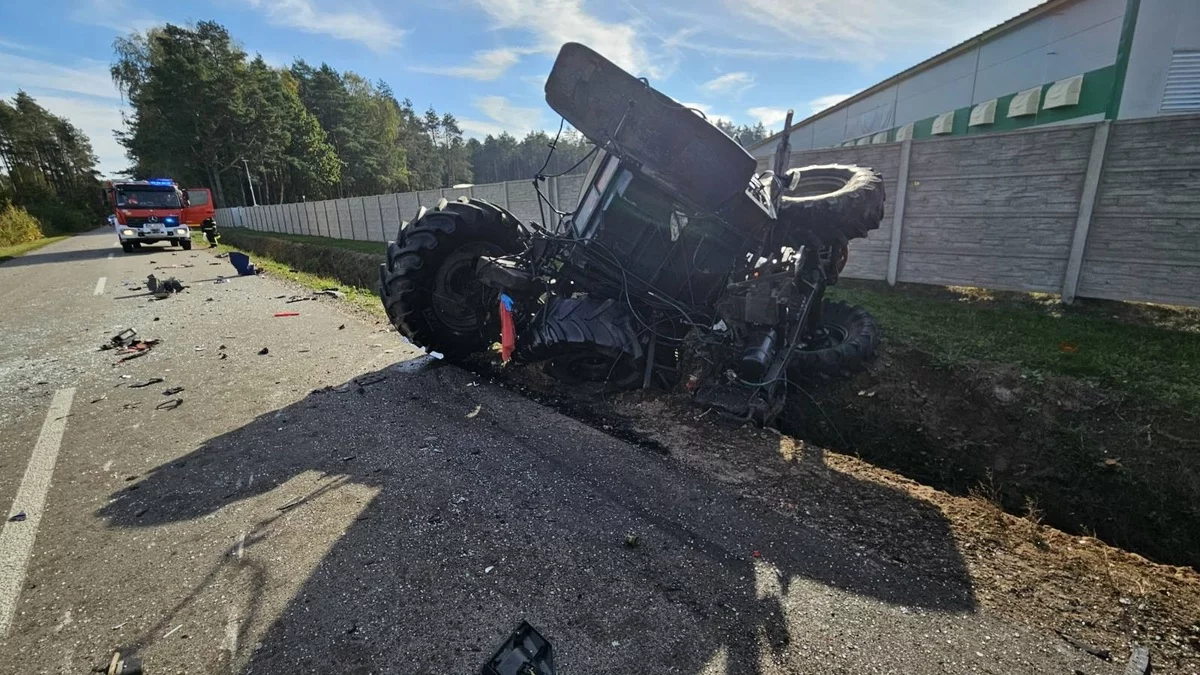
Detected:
[
  {"left": 379, "top": 198, "right": 524, "bottom": 358},
  {"left": 516, "top": 296, "right": 644, "bottom": 390},
  {"left": 776, "top": 164, "right": 885, "bottom": 245},
  {"left": 787, "top": 300, "right": 879, "bottom": 380}
]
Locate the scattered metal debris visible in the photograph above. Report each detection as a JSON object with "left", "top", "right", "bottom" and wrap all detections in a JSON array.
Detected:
[
  {"left": 129, "top": 378, "right": 165, "bottom": 389},
  {"left": 155, "top": 399, "right": 183, "bottom": 411},
  {"left": 1125, "top": 646, "right": 1150, "bottom": 675},
  {"left": 162, "top": 387, "right": 184, "bottom": 396}
]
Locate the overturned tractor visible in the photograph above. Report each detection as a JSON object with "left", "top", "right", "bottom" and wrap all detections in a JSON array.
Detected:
[{"left": 381, "top": 43, "right": 884, "bottom": 422}]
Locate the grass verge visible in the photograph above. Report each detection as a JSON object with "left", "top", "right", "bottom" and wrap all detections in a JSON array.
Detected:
[
  {"left": 227, "top": 229, "right": 386, "bottom": 256},
  {"left": 0, "top": 235, "right": 70, "bottom": 264},
  {"left": 829, "top": 279, "right": 1200, "bottom": 410}
]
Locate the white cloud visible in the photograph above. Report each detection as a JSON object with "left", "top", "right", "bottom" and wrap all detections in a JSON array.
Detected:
[
  {"left": 723, "top": 0, "right": 1044, "bottom": 64},
  {"left": 412, "top": 48, "right": 527, "bottom": 81},
  {"left": 747, "top": 106, "right": 789, "bottom": 126},
  {"left": 467, "top": 0, "right": 655, "bottom": 77},
  {"left": 70, "top": 0, "right": 160, "bottom": 34},
  {"left": 243, "top": 0, "right": 406, "bottom": 52},
  {"left": 0, "top": 52, "right": 119, "bottom": 100},
  {"left": 0, "top": 47, "right": 128, "bottom": 176},
  {"left": 808, "top": 92, "right": 857, "bottom": 114},
  {"left": 701, "top": 72, "right": 754, "bottom": 94},
  {"left": 458, "top": 96, "right": 545, "bottom": 138}
]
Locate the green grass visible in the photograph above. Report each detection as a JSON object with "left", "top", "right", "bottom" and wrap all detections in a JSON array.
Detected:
[
  {"left": 829, "top": 280, "right": 1200, "bottom": 409},
  {"left": 234, "top": 230, "right": 386, "bottom": 256},
  {"left": 204, "top": 232, "right": 385, "bottom": 317},
  {"left": 0, "top": 235, "right": 69, "bottom": 263}
]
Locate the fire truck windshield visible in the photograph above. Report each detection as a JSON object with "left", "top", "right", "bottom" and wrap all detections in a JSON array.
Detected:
[{"left": 116, "top": 189, "right": 181, "bottom": 208}]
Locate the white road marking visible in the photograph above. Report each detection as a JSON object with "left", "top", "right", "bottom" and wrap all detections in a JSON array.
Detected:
[
  {"left": 93, "top": 277, "right": 107, "bottom": 295},
  {"left": 0, "top": 387, "right": 76, "bottom": 637}
]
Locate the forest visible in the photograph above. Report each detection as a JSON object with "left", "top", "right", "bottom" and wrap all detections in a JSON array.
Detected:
[
  {"left": 0, "top": 92, "right": 102, "bottom": 241},
  {"left": 111, "top": 21, "right": 769, "bottom": 209}
]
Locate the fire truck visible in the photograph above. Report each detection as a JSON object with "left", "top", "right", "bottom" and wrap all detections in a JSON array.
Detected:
[{"left": 103, "top": 179, "right": 215, "bottom": 253}]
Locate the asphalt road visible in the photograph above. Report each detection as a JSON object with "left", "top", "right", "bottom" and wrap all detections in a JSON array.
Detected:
[{"left": 0, "top": 230, "right": 1120, "bottom": 674}]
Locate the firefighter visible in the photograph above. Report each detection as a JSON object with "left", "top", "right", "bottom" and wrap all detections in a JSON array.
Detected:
[{"left": 200, "top": 218, "right": 219, "bottom": 248}]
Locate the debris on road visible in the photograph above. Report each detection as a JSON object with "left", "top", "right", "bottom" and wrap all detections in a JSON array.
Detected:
[
  {"left": 215, "top": 252, "right": 229, "bottom": 259},
  {"left": 99, "top": 650, "right": 143, "bottom": 675},
  {"left": 466, "top": 404, "right": 481, "bottom": 419},
  {"left": 258, "top": 347, "right": 270, "bottom": 355},
  {"left": 114, "top": 338, "right": 160, "bottom": 364},
  {"left": 285, "top": 295, "right": 313, "bottom": 304},
  {"left": 147, "top": 274, "right": 185, "bottom": 298},
  {"left": 155, "top": 399, "right": 183, "bottom": 411},
  {"left": 229, "top": 251, "right": 260, "bottom": 276},
  {"left": 162, "top": 386, "right": 184, "bottom": 396},
  {"left": 624, "top": 534, "right": 640, "bottom": 548},
  {"left": 355, "top": 373, "right": 388, "bottom": 387},
  {"left": 128, "top": 377, "right": 165, "bottom": 389},
  {"left": 1057, "top": 632, "right": 1111, "bottom": 661},
  {"left": 90, "top": 395, "right": 107, "bottom": 404},
  {"left": 1125, "top": 646, "right": 1150, "bottom": 674},
  {"left": 315, "top": 289, "right": 344, "bottom": 299},
  {"left": 215, "top": 278, "right": 229, "bottom": 284},
  {"left": 8, "top": 511, "right": 26, "bottom": 522},
  {"left": 274, "top": 312, "right": 300, "bottom": 318},
  {"left": 101, "top": 328, "right": 138, "bottom": 351},
  {"left": 338, "top": 324, "right": 345, "bottom": 330}
]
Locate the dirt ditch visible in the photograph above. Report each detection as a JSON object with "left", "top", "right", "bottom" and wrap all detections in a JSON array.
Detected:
[{"left": 782, "top": 344, "right": 1200, "bottom": 571}]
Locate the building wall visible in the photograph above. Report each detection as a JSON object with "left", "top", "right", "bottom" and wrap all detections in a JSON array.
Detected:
[
  {"left": 753, "top": 0, "right": 1125, "bottom": 159},
  {"left": 1120, "top": 0, "right": 1200, "bottom": 119}
]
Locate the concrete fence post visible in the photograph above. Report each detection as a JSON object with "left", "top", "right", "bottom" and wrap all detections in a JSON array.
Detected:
[
  {"left": 548, "top": 176, "right": 560, "bottom": 212},
  {"left": 502, "top": 181, "right": 511, "bottom": 211},
  {"left": 886, "top": 139, "right": 913, "bottom": 286},
  {"left": 1062, "top": 121, "right": 1111, "bottom": 304}
]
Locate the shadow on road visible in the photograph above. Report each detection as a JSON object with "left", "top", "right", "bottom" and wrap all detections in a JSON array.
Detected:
[{"left": 97, "top": 363, "right": 975, "bottom": 673}]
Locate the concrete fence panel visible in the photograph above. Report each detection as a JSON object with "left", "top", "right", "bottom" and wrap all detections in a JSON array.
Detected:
[
  {"left": 505, "top": 180, "right": 542, "bottom": 225},
  {"left": 471, "top": 183, "right": 506, "bottom": 207},
  {"left": 443, "top": 187, "right": 471, "bottom": 202},
  {"left": 1079, "top": 116, "right": 1200, "bottom": 306},
  {"left": 417, "top": 189, "right": 443, "bottom": 208},
  {"left": 364, "top": 195, "right": 385, "bottom": 242},
  {"left": 333, "top": 199, "right": 351, "bottom": 240},
  {"left": 396, "top": 193, "right": 421, "bottom": 228}
]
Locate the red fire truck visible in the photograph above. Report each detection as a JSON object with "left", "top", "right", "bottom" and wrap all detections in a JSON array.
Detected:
[{"left": 103, "top": 179, "right": 215, "bottom": 253}]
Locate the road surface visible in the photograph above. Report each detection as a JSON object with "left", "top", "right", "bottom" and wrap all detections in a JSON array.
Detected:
[{"left": 0, "top": 230, "right": 1118, "bottom": 673}]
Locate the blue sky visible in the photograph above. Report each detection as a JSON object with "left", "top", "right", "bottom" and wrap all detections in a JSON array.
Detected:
[{"left": 1, "top": 0, "right": 1043, "bottom": 176}]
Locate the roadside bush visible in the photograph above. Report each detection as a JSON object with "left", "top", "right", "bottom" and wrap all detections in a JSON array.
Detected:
[
  {"left": 24, "top": 199, "right": 98, "bottom": 235},
  {"left": 220, "top": 228, "right": 383, "bottom": 291},
  {"left": 0, "top": 204, "right": 44, "bottom": 247}
]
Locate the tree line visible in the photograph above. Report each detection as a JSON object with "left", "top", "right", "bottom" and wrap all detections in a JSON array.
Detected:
[{"left": 0, "top": 92, "right": 102, "bottom": 234}]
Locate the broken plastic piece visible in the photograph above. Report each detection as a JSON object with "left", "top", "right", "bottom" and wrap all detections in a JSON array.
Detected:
[
  {"left": 8, "top": 511, "right": 26, "bottom": 522},
  {"left": 499, "top": 294, "right": 516, "bottom": 363}
]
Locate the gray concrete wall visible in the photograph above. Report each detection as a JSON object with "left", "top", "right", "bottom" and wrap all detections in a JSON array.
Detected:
[{"left": 216, "top": 114, "right": 1200, "bottom": 308}]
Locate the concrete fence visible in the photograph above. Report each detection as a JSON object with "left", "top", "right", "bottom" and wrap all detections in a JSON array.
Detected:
[{"left": 217, "top": 114, "right": 1200, "bottom": 308}]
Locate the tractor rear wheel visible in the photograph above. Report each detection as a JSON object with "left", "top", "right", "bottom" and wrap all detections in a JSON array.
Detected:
[
  {"left": 516, "top": 296, "right": 645, "bottom": 390},
  {"left": 379, "top": 198, "right": 524, "bottom": 358}
]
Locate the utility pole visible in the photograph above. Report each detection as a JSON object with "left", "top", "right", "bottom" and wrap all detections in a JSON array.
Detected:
[{"left": 242, "top": 158, "right": 257, "bottom": 206}]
